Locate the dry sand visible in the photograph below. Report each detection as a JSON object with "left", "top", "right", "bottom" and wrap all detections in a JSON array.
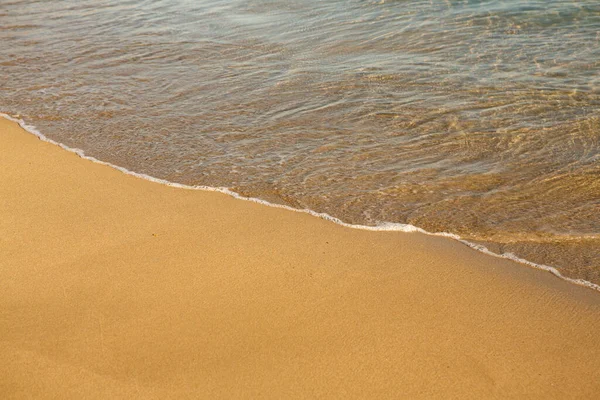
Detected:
[{"left": 1, "top": 116, "right": 600, "bottom": 399}]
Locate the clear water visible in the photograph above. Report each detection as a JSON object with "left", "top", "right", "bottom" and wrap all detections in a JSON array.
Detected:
[{"left": 1, "top": 0, "right": 599, "bottom": 283}]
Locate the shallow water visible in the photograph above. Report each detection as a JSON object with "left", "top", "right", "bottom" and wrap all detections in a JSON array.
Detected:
[{"left": 1, "top": 0, "right": 599, "bottom": 283}]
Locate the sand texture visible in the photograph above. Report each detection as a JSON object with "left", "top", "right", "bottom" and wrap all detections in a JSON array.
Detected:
[{"left": 1, "top": 117, "right": 600, "bottom": 399}]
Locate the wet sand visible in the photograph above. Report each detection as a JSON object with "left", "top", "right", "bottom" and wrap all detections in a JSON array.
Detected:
[{"left": 1, "top": 116, "right": 600, "bottom": 399}]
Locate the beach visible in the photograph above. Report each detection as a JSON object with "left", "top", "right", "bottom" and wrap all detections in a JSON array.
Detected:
[{"left": 1, "top": 116, "right": 600, "bottom": 398}]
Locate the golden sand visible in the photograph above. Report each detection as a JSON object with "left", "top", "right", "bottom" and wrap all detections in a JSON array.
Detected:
[{"left": 1, "top": 117, "right": 599, "bottom": 399}]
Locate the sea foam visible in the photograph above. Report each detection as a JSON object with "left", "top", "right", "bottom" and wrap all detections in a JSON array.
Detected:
[{"left": 2, "top": 113, "right": 599, "bottom": 293}]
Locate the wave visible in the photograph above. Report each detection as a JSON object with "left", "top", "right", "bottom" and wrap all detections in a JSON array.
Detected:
[{"left": 2, "top": 112, "right": 599, "bottom": 293}]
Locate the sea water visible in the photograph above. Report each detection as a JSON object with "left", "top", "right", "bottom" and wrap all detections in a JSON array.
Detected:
[{"left": 1, "top": 0, "right": 599, "bottom": 284}]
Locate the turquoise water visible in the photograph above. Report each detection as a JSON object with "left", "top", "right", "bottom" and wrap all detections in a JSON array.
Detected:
[{"left": 1, "top": 0, "right": 599, "bottom": 283}]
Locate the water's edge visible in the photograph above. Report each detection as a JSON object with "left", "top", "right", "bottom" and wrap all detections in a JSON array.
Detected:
[{"left": 3, "top": 112, "right": 598, "bottom": 293}]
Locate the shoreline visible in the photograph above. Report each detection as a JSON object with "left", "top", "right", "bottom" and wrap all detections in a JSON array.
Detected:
[
  {"left": 1, "top": 116, "right": 600, "bottom": 398},
  {"left": 2, "top": 113, "right": 598, "bottom": 293}
]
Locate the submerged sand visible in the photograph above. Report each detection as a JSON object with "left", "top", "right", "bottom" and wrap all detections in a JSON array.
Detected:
[{"left": 1, "top": 117, "right": 599, "bottom": 399}]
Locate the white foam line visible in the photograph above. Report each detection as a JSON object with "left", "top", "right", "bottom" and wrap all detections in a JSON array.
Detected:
[{"left": 3, "top": 113, "right": 599, "bottom": 293}]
